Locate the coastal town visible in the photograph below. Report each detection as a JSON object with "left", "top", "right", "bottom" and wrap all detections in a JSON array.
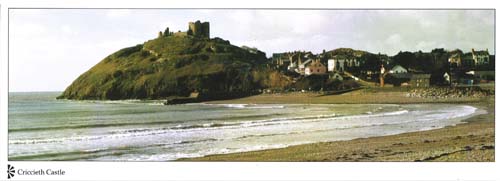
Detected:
[{"left": 269, "top": 47, "right": 494, "bottom": 91}]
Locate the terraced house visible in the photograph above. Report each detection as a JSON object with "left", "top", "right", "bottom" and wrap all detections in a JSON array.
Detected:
[
  {"left": 304, "top": 59, "right": 327, "bottom": 76},
  {"left": 327, "top": 55, "right": 360, "bottom": 72},
  {"left": 449, "top": 48, "right": 490, "bottom": 68}
]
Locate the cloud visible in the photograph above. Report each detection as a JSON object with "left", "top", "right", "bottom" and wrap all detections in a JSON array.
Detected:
[
  {"left": 105, "top": 9, "right": 132, "bottom": 18},
  {"left": 415, "top": 41, "right": 438, "bottom": 51},
  {"left": 385, "top": 34, "right": 402, "bottom": 45},
  {"left": 60, "top": 25, "right": 79, "bottom": 35},
  {"left": 236, "top": 37, "right": 296, "bottom": 53},
  {"left": 96, "top": 38, "right": 145, "bottom": 52},
  {"left": 11, "top": 23, "right": 47, "bottom": 38}
]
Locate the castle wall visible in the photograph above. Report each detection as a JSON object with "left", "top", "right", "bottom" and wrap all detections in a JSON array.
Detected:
[
  {"left": 188, "top": 22, "right": 196, "bottom": 35},
  {"left": 188, "top": 21, "right": 210, "bottom": 38},
  {"left": 201, "top": 22, "right": 210, "bottom": 38}
]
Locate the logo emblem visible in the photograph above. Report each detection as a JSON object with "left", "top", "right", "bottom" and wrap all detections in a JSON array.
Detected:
[{"left": 7, "top": 164, "right": 14, "bottom": 179}]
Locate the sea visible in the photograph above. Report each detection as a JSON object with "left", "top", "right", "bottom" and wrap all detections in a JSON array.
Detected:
[{"left": 8, "top": 92, "right": 485, "bottom": 161}]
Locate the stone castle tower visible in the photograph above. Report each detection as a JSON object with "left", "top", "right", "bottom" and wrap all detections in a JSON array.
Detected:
[{"left": 187, "top": 20, "right": 210, "bottom": 38}]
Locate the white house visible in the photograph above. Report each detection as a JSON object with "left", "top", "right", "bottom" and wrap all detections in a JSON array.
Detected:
[
  {"left": 287, "top": 61, "right": 297, "bottom": 71},
  {"left": 327, "top": 59, "right": 335, "bottom": 72},
  {"left": 471, "top": 48, "right": 490, "bottom": 66},
  {"left": 328, "top": 58, "right": 346, "bottom": 72},
  {"left": 304, "top": 60, "right": 327, "bottom": 76},
  {"left": 329, "top": 55, "right": 359, "bottom": 72},
  {"left": 336, "top": 59, "right": 346, "bottom": 72},
  {"left": 298, "top": 59, "right": 313, "bottom": 74},
  {"left": 346, "top": 58, "right": 359, "bottom": 67},
  {"left": 390, "top": 65, "right": 408, "bottom": 74}
]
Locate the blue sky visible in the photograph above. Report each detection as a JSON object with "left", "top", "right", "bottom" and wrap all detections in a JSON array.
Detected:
[{"left": 9, "top": 9, "right": 494, "bottom": 92}]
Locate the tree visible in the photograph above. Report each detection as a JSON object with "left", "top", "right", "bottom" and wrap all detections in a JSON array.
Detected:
[
  {"left": 164, "top": 27, "right": 171, "bottom": 37},
  {"left": 360, "top": 53, "right": 382, "bottom": 72},
  {"left": 393, "top": 51, "right": 416, "bottom": 70}
]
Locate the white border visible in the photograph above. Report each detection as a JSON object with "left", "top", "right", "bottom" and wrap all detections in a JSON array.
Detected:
[{"left": 0, "top": 0, "right": 498, "bottom": 181}]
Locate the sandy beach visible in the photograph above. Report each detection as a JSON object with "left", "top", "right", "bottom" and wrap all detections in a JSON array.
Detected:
[
  {"left": 206, "top": 88, "right": 487, "bottom": 105},
  {"left": 181, "top": 89, "right": 495, "bottom": 161}
]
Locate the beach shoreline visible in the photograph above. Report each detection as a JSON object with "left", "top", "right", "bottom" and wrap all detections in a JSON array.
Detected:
[
  {"left": 204, "top": 88, "right": 490, "bottom": 105},
  {"left": 180, "top": 90, "right": 495, "bottom": 161}
]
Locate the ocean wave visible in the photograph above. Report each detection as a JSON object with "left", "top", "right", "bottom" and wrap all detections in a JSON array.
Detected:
[
  {"left": 7, "top": 110, "right": 399, "bottom": 145},
  {"left": 381, "top": 110, "right": 409, "bottom": 116},
  {"left": 247, "top": 105, "right": 286, "bottom": 109},
  {"left": 234, "top": 120, "right": 423, "bottom": 141},
  {"left": 109, "top": 113, "right": 343, "bottom": 134},
  {"left": 10, "top": 137, "right": 221, "bottom": 161},
  {"left": 173, "top": 138, "right": 219, "bottom": 145},
  {"left": 9, "top": 113, "right": 287, "bottom": 133},
  {"left": 7, "top": 109, "right": 407, "bottom": 145},
  {"left": 9, "top": 106, "right": 477, "bottom": 146},
  {"left": 200, "top": 103, "right": 286, "bottom": 109},
  {"left": 7, "top": 113, "right": 335, "bottom": 145}
]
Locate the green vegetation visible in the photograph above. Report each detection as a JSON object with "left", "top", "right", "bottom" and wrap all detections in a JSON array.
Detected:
[
  {"left": 292, "top": 75, "right": 359, "bottom": 91},
  {"left": 322, "top": 48, "right": 386, "bottom": 74},
  {"left": 58, "top": 35, "right": 272, "bottom": 100},
  {"left": 392, "top": 49, "right": 450, "bottom": 84}
]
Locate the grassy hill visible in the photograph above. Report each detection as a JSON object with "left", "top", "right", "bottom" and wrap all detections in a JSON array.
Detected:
[
  {"left": 324, "top": 48, "right": 371, "bottom": 57},
  {"left": 58, "top": 35, "right": 275, "bottom": 100}
]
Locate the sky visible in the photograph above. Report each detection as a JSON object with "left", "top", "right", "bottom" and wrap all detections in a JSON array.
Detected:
[{"left": 9, "top": 9, "right": 495, "bottom": 92}]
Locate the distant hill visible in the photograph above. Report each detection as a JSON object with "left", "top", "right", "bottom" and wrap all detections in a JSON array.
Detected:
[
  {"left": 58, "top": 33, "right": 274, "bottom": 100},
  {"left": 324, "top": 48, "right": 372, "bottom": 58}
]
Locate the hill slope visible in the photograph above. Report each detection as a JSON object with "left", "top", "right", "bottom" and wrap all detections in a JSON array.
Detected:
[
  {"left": 58, "top": 35, "right": 271, "bottom": 100},
  {"left": 324, "top": 48, "right": 371, "bottom": 57}
]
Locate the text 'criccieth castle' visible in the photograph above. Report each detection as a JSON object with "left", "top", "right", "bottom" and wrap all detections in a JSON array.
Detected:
[{"left": 159, "top": 20, "right": 210, "bottom": 39}]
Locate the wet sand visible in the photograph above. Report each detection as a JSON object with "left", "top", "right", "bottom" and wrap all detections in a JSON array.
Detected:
[{"left": 181, "top": 91, "right": 494, "bottom": 162}]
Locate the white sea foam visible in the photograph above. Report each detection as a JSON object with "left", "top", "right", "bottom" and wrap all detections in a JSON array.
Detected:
[
  {"left": 221, "top": 104, "right": 247, "bottom": 108},
  {"left": 6, "top": 107, "right": 455, "bottom": 146},
  {"left": 9, "top": 113, "right": 338, "bottom": 145},
  {"left": 198, "top": 103, "right": 285, "bottom": 109}
]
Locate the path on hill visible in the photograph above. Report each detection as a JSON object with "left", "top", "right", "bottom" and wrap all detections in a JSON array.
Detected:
[
  {"left": 143, "top": 47, "right": 160, "bottom": 57},
  {"left": 343, "top": 71, "right": 377, "bottom": 87}
]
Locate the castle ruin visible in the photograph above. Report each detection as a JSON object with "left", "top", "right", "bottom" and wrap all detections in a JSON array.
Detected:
[
  {"left": 187, "top": 20, "right": 210, "bottom": 39},
  {"left": 157, "top": 21, "right": 210, "bottom": 39}
]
